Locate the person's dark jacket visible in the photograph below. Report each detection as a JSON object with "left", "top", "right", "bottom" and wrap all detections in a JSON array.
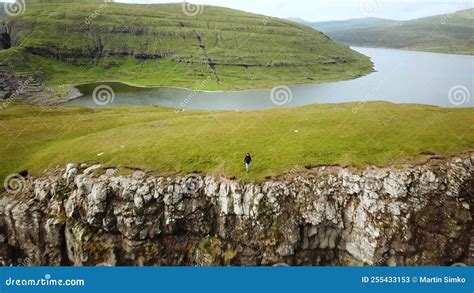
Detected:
[{"left": 244, "top": 155, "right": 252, "bottom": 164}]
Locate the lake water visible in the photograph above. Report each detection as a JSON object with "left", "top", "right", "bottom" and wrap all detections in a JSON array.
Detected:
[{"left": 65, "top": 47, "right": 474, "bottom": 110}]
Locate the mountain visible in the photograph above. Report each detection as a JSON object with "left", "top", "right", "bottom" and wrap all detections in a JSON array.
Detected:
[
  {"left": 286, "top": 17, "right": 311, "bottom": 25},
  {"left": 293, "top": 17, "right": 400, "bottom": 33},
  {"left": 318, "top": 9, "right": 473, "bottom": 55},
  {"left": 0, "top": 0, "right": 372, "bottom": 94}
]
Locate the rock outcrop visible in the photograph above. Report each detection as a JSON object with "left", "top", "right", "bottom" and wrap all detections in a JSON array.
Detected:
[
  {"left": 0, "top": 154, "right": 472, "bottom": 266},
  {"left": 0, "top": 65, "right": 53, "bottom": 105}
]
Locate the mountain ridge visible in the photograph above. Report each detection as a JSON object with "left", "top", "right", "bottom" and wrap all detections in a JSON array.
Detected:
[
  {"left": 290, "top": 9, "right": 474, "bottom": 55},
  {"left": 289, "top": 17, "right": 400, "bottom": 32}
]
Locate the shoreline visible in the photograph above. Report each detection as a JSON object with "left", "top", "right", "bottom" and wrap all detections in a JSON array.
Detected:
[
  {"left": 349, "top": 45, "right": 474, "bottom": 57},
  {"left": 64, "top": 70, "right": 371, "bottom": 98}
]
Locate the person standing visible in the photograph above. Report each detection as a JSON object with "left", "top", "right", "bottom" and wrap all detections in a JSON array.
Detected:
[{"left": 244, "top": 153, "right": 252, "bottom": 173}]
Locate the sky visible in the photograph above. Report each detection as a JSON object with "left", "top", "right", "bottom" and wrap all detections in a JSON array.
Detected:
[{"left": 111, "top": 0, "right": 474, "bottom": 21}]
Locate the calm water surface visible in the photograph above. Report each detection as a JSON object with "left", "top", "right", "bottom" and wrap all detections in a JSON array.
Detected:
[{"left": 65, "top": 47, "right": 474, "bottom": 110}]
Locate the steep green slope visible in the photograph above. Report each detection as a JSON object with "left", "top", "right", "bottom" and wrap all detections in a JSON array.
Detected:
[
  {"left": 327, "top": 9, "right": 474, "bottom": 55},
  {"left": 0, "top": 1, "right": 372, "bottom": 94}
]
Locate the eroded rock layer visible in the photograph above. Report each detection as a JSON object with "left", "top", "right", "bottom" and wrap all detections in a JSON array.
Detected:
[{"left": 0, "top": 154, "right": 472, "bottom": 266}]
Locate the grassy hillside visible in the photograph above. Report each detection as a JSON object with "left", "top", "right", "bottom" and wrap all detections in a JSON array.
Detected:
[
  {"left": 0, "top": 1, "right": 372, "bottom": 95},
  {"left": 1, "top": 102, "right": 472, "bottom": 181},
  {"left": 295, "top": 17, "right": 400, "bottom": 33},
  {"left": 326, "top": 9, "right": 474, "bottom": 55}
]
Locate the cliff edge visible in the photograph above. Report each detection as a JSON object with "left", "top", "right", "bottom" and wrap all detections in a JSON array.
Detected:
[{"left": 0, "top": 154, "right": 472, "bottom": 266}]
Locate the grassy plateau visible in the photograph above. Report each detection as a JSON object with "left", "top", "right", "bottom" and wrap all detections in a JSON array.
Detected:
[{"left": 1, "top": 102, "right": 473, "bottom": 181}]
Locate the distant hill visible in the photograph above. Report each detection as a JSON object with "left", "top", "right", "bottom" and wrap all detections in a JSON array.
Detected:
[
  {"left": 286, "top": 17, "right": 309, "bottom": 25},
  {"left": 293, "top": 17, "right": 400, "bottom": 33},
  {"left": 293, "top": 9, "right": 474, "bottom": 55}
]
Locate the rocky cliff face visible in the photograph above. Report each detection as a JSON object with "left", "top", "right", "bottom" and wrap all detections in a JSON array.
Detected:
[
  {"left": 0, "top": 65, "right": 52, "bottom": 105},
  {"left": 0, "top": 154, "right": 472, "bottom": 266}
]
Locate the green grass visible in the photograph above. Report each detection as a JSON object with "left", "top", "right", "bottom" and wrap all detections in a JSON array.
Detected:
[
  {"left": 1, "top": 102, "right": 472, "bottom": 182},
  {"left": 0, "top": 47, "right": 371, "bottom": 92},
  {"left": 0, "top": 1, "right": 372, "bottom": 97},
  {"left": 326, "top": 9, "right": 474, "bottom": 55}
]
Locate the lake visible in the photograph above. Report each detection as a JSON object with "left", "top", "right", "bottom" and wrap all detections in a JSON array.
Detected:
[{"left": 65, "top": 47, "right": 474, "bottom": 110}]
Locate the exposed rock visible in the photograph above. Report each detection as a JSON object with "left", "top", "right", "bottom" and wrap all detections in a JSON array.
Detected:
[
  {"left": 0, "top": 65, "right": 53, "bottom": 105},
  {"left": 84, "top": 164, "right": 102, "bottom": 175},
  {"left": 0, "top": 154, "right": 472, "bottom": 266},
  {"left": 63, "top": 163, "right": 77, "bottom": 185},
  {"left": 59, "top": 86, "right": 83, "bottom": 104}
]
